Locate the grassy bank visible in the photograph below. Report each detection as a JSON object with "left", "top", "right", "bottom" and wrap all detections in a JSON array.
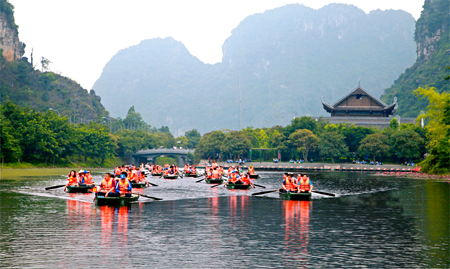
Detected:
[
  {"left": 0, "top": 167, "right": 112, "bottom": 179},
  {"left": 0, "top": 157, "right": 124, "bottom": 170}
]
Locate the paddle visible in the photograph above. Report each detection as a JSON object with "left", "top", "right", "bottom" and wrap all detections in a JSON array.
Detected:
[
  {"left": 45, "top": 184, "right": 65, "bottom": 190},
  {"left": 147, "top": 181, "right": 158, "bottom": 187},
  {"left": 179, "top": 172, "right": 184, "bottom": 179},
  {"left": 252, "top": 189, "right": 280, "bottom": 196},
  {"left": 195, "top": 177, "right": 205, "bottom": 183},
  {"left": 211, "top": 183, "right": 223, "bottom": 188},
  {"left": 134, "top": 193, "right": 163, "bottom": 201},
  {"left": 253, "top": 183, "right": 266, "bottom": 189},
  {"left": 312, "top": 190, "right": 336, "bottom": 197}
]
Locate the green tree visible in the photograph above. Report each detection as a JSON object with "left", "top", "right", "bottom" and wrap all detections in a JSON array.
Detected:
[
  {"left": 175, "top": 136, "right": 189, "bottom": 148},
  {"left": 389, "top": 117, "right": 399, "bottom": 129},
  {"left": 185, "top": 129, "right": 201, "bottom": 149},
  {"left": 288, "top": 129, "right": 319, "bottom": 162},
  {"left": 358, "top": 133, "right": 390, "bottom": 162},
  {"left": 391, "top": 129, "right": 424, "bottom": 162},
  {"left": 319, "top": 131, "right": 349, "bottom": 163},
  {"left": 196, "top": 131, "right": 226, "bottom": 159},
  {"left": 284, "top": 116, "right": 317, "bottom": 136},
  {"left": 415, "top": 86, "right": 450, "bottom": 173},
  {"left": 220, "top": 131, "right": 252, "bottom": 160},
  {"left": 257, "top": 129, "right": 270, "bottom": 148}
]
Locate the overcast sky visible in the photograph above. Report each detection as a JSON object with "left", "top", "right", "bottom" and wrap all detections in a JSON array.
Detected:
[{"left": 10, "top": 0, "right": 424, "bottom": 90}]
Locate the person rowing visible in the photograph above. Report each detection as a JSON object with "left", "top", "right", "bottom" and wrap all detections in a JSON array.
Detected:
[
  {"left": 248, "top": 165, "right": 255, "bottom": 175},
  {"left": 64, "top": 170, "right": 78, "bottom": 192},
  {"left": 281, "top": 172, "right": 298, "bottom": 193},
  {"left": 298, "top": 174, "right": 313, "bottom": 193},
  {"left": 77, "top": 170, "right": 90, "bottom": 186},
  {"left": 211, "top": 167, "right": 221, "bottom": 179},
  {"left": 98, "top": 173, "right": 118, "bottom": 197},
  {"left": 116, "top": 172, "right": 132, "bottom": 197},
  {"left": 228, "top": 170, "right": 242, "bottom": 184},
  {"left": 241, "top": 173, "right": 255, "bottom": 188}
]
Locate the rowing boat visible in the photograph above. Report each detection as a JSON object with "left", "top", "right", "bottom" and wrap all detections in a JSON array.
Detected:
[
  {"left": 164, "top": 174, "right": 178, "bottom": 180},
  {"left": 95, "top": 193, "right": 139, "bottom": 206},
  {"left": 278, "top": 190, "right": 311, "bottom": 201},
  {"left": 226, "top": 183, "right": 252, "bottom": 190},
  {"left": 66, "top": 184, "right": 95, "bottom": 193},
  {"left": 185, "top": 173, "right": 200, "bottom": 178},
  {"left": 249, "top": 174, "right": 259, "bottom": 179},
  {"left": 205, "top": 178, "right": 223, "bottom": 184},
  {"left": 130, "top": 181, "right": 147, "bottom": 188}
]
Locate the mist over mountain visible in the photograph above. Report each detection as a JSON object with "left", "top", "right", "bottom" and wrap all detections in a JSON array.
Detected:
[{"left": 93, "top": 4, "right": 416, "bottom": 134}]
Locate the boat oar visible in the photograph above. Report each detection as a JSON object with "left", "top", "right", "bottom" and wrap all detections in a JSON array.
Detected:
[
  {"left": 252, "top": 189, "right": 280, "bottom": 196},
  {"left": 312, "top": 190, "right": 336, "bottom": 197},
  {"left": 211, "top": 183, "right": 223, "bottom": 188},
  {"left": 135, "top": 193, "right": 163, "bottom": 201},
  {"left": 253, "top": 183, "right": 266, "bottom": 189},
  {"left": 179, "top": 173, "right": 183, "bottom": 179},
  {"left": 147, "top": 181, "right": 158, "bottom": 187},
  {"left": 45, "top": 184, "right": 65, "bottom": 190},
  {"left": 195, "top": 177, "right": 205, "bottom": 183}
]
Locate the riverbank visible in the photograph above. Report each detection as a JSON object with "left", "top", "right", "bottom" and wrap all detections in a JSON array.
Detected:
[
  {"left": 0, "top": 167, "right": 111, "bottom": 180},
  {"left": 201, "top": 161, "right": 416, "bottom": 171}
]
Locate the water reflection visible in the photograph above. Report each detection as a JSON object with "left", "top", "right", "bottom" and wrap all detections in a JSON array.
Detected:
[{"left": 283, "top": 200, "right": 311, "bottom": 267}]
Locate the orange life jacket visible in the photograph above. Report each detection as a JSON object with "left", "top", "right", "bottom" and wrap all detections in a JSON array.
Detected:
[
  {"left": 85, "top": 175, "right": 93, "bottom": 184},
  {"left": 100, "top": 178, "right": 115, "bottom": 192},
  {"left": 67, "top": 176, "right": 77, "bottom": 185},
  {"left": 212, "top": 170, "right": 220, "bottom": 179},
  {"left": 242, "top": 176, "right": 250, "bottom": 185},
  {"left": 284, "top": 178, "right": 296, "bottom": 191},
  {"left": 248, "top": 167, "right": 255, "bottom": 174},
  {"left": 118, "top": 180, "right": 131, "bottom": 194},
  {"left": 229, "top": 174, "right": 238, "bottom": 182},
  {"left": 299, "top": 179, "right": 310, "bottom": 192}
]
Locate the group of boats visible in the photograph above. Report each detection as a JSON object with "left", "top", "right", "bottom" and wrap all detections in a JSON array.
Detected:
[{"left": 45, "top": 163, "right": 326, "bottom": 207}]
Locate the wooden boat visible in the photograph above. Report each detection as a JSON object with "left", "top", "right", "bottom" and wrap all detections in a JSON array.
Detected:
[
  {"left": 185, "top": 172, "right": 200, "bottom": 178},
  {"left": 95, "top": 193, "right": 139, "bottom": 206},
  {"left": 151, "top": 172, "right": 163, "bottom": 176},
  {"left": 66, "top": 184, "right": 95, "bottom": 193},
  {"left": 164, "top": 174, "right": 178, "bottom": 180},
  {"left": 248, "top": 174, "right": 259, "bottom": 179},
  {"left": 130, "top": 181, "right": 147, "bottom": 188},
  {"left": 279, "top": 190, "right": 311, "bottom": 201},
  {"left": 205, "top": 178, "right": 223, "bottom": 184},
  {"left": 226, "top": 182, "right": 252, "bottom": 190}
]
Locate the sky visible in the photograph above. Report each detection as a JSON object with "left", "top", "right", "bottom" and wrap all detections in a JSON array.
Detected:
[{"left": 10, "top": 0, "right": 425, "bottom": 90}]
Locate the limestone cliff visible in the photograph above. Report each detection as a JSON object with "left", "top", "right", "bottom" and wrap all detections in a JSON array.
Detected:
[
  {"left": 415, "top": 0, "right": 449, "bottom": 62},
  {"left": 0, "top": 0, "right": 25, "bottom": 61},
  {"left": 381, "top": 0, "right": 449, "bottom": 116}
]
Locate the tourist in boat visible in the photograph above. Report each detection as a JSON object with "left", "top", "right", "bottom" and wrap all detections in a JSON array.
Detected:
[
  {"left": 248, "top": 165, "right": 255, "bottom": 175},
  {"left": 114, "top": 166, "right": 121, "bottom": 177},
  {"left": 78, "top": 170, "right": 87, "bottom": 186},
  {"left": 241, "top": 173, "right": 254, "bottom": 187},
  {"left": 84, "top": 170, "right": 94, "bottom": 185},
  {"left": 212, "top": 160, "right": 218, "bottom": 169},
  {"left": 129, "top": 167, "right": 138, "bottom": 183},
  {"left": 116, "top": 172, "right": 132, "bottom": 197},
  {"left": 228, "top": 170, "right": 241, "bottom": 184},
  {"left": 211, "top": 167, "right": 221, "bottom": 179},
  {"left": 298, "top": 174, "right": 313, "bottom": 193},
  {"left": 64, "top": 170, "right": 78, "bottom": 192},
  {"left": 98, "top": 173, "right": 118, "bottom": 197},
  {"left": 282, "top": 173, "right": 298, "bottom": 193}
]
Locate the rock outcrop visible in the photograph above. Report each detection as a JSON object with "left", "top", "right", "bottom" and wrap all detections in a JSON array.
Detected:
[{"left": 0, "top": 2, "right": 25, "bottom": 61}]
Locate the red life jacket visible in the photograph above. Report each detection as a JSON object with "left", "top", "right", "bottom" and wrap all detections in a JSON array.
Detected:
[
  {"left": 229, "top": 174, "right": 238, "bottom": 182},
  {"left": 248, "top": 167, "right": 255, "bottom": 174},
  {"left": 67, "top": 176, "right": 77, "bottom": 185},
  {"left": 100, "top": 179, "right": 115, "bottom": 192},
  {"left": 118, "top": 180, "right": 131, "bottom": 193},
  {"left": 299, "top": 179, "right": 310, "bottom": 192},
  {"left": 212, "top": 171, "right": 220, "bottom": 179},
  {"left": 284, "top": 178, "right": 296, "bottom": 191}
]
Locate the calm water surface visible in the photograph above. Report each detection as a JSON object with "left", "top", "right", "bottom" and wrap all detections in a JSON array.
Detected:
[{"left": 1, "top": 171, "right": 449, "bottom": 268}]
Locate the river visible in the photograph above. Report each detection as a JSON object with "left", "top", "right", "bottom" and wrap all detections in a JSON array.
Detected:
[{"left": 1, "top": 171, "right": 448, "bottom": 268}]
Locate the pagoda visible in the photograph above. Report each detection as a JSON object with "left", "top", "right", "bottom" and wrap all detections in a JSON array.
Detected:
[{"left": 322, "top": 85, "right": 397, "bottom": 117}]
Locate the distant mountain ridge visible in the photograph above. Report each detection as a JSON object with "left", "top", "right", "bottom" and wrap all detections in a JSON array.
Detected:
[{"left": 93, "top": 3, "right": 417, "bottom": 134}]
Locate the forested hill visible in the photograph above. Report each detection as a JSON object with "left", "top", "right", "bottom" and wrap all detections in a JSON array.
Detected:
[
  {"left": 0, "top": 0, "right": 108, "bottom": 122},
  {"left": 94, "top": 4, "right": 417, "bottom": 134},
  {"left": 381, "top": 0, "right": 450, "bottom": 116}
]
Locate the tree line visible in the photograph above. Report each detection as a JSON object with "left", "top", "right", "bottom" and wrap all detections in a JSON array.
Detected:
[{"left": 0, "top": 102, "right": 201, "bottom": 166}]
